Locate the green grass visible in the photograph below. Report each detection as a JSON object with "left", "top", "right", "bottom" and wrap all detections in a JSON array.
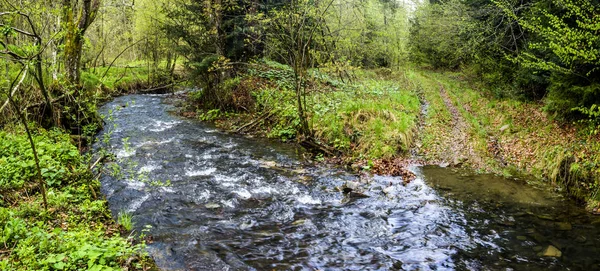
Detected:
[
  {"left": 312, "top": 78, "right": 420, "bottom": 159},
  {"left": 118, "top": 212, "right": 134, "bottom": 232},
  {"left": 238, "top": 61, "right": 421, "bottom": 160},
  {"left": 82, "top": 66, "right": 152, "bottom": 93}
]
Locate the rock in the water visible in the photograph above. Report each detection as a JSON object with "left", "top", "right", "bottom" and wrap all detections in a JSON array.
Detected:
[
  {"left": 539, "top": 245, "right": 562, "bottom": 257},
  {"left": 517, "top": 236, "right": 527, "bottom": 241},
  {"left": 348, "top": 191, "right": 369, "bottom": 199},
  {"left": 344, "top": 181, "right": 361, "bottom": 191},
  {"left": 291, "top": 168, "right": 307, "bottom": 174},
  {"left": 292, "top": 219, "right": 306, "bottom": 226},
  {"left": 575, "top": 235, "right": 587, "bottom": 243},
  {"left": 205, "top": 203, "right": 220, "bottom": 209},
  {"left": 259, "top": 160, "right": 278, "bottom": 168},
  {"left": 555, "top": 222, "right": 572, "bottom": 231}
]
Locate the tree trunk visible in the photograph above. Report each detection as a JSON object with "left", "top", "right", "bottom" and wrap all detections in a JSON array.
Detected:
[{"left": 63, "top": 0, "right": 101, "bottom": 84}]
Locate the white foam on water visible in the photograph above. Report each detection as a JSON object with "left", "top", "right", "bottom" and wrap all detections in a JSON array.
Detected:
[
  {"left": 214, "top": 174, "right": 237, "bottom": 187},
  {"left": 220, "top": 199, "right": 236, "bottom": 208},
  {"left": 185, "top": 167, "right": 217, "bottom": 177},
  {"left": 251, "top": 187, "right": 278, "bottom": 195},
  {"left": 126, "top": 180, "right": 146, "bottom": 189},
  {"left": 137, "top": 138, "right": 174, "bottom": 148},
  {"left": 128, "top": 194, "right": 150, "bottom": 212},
  {"left": 223, "top": 142, "right": 237, "bottom": 149},
  {"left": 194, "top": 189, "right": 211, "bottom": 202},
  {"left": 289, "top": 186, "right": 301, "bottom": 195},
  {"left": 233, "top": 189, "right": 252, "bottom": 200},
  {"left": 116, "top": 149, "right": 135, "bottom": 159},
  {"left": 149, "top": 120, "right": 182, "bottom": 132},
  {"left": 161, "top": 186, "right": 175, "bottom": 193},
  {"left": 139, "top": 163, "right": 160, "bottom": 173},
  {"left": 220, "top": 182, "right": 235, "bottom": 188},
  {"left": 296, "top": 195, "right": 322, "bottom": 205}
]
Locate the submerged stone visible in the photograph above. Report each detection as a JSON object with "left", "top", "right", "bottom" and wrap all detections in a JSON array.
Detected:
[
  {"left": 575, "top": 235, "right": 587, "bottom": 243},
  {"left": 539, "top": 245, "right": 562, "bottom": 258},
  {"left": 555, "top": 222, "right": 572, "bottom": 231}
]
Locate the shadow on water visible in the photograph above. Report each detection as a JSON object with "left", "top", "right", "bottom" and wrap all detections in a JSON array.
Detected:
[{"left": 95, "top": 94, "right": 600, "bottom": 271}]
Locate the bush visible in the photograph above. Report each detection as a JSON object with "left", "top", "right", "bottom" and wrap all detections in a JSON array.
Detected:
[{"left": 545, "top": 77, "right": 600, "bottom": 119}]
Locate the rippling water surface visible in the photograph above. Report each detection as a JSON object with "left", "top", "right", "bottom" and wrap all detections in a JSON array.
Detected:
[{"left": 96, "top": 94, "right": 600, "bottom": 270}]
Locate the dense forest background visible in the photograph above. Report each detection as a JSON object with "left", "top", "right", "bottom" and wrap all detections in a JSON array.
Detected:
[{"left": 2, "top": 0, "right": 598, "bottom": 125}]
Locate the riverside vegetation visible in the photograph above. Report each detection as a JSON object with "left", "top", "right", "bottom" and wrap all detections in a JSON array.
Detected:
[
  {"left": 169, "top": 0, "right": 600, "bottom": 210},
  {"left": 1, "top": 0, "right": 600, "bottom": 269}
]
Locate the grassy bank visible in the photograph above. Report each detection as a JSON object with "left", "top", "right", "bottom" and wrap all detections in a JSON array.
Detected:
[
  {"left": 408, "top": 69, "right": 600, "bottom": 210},
  {"left": 184, "top": 61, "right": 600, "bottom": 210},
  {"left": 0, "top": 127, "right": 153, "bottom": 270}
]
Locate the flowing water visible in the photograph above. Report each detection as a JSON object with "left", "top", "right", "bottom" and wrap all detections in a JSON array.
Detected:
[{"left": 96, "top": 94, "right": 600, "bottom": 271}]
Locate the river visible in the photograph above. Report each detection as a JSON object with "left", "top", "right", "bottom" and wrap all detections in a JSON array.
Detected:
[{"left": 96, "top": 94, "right": 600, "bottom": 270}]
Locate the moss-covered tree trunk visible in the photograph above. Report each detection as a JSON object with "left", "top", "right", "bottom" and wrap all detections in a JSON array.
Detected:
[{"left": 62, "top": 0, "right": 101, "bottom": 84}]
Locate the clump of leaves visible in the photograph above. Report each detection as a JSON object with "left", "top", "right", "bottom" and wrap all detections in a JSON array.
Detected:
[{"left": 0, "top": 128, "right": 82, "bottom": 190}]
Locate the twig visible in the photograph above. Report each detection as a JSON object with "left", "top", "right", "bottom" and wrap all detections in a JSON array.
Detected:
[
  {"left": 100, "top": 39, "right": 146, "bottom": 80},
  {"left": 235, "top": 110, "right": 276, "bottom": 133},
  {"left": 90, "top": 155, "right": 107, "bottom": 171}
]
